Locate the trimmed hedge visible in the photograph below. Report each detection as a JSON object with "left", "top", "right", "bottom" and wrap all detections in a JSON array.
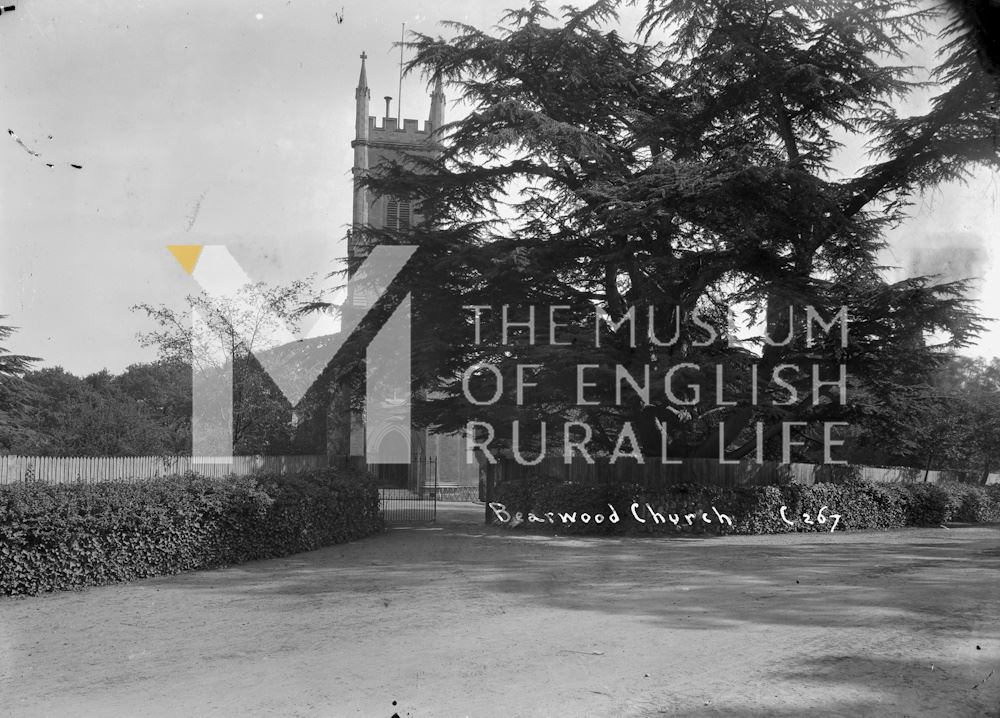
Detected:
[
  {"left": 489, "top": 476, "right": 1000, "bottom": 536},
  {"left": 0, "top": 469, "right": 383, "bottom": 596}
]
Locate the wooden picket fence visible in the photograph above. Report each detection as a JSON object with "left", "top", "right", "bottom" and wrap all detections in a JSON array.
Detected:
[
  {"left": 0, "top": 454, "right": 330, "bottom": 485},
  {"left": 2, "top": 453, "right": 997, "bottom": 488}
]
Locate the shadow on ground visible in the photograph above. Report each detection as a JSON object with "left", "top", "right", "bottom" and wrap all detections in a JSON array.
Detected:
[{"left": 3, "top": 503, "right": 997, "bottom": 718}]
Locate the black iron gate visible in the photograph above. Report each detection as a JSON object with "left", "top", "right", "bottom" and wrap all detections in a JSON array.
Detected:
[
  {"left": 327, "top": 456, "right": 438, "bottom": 523},
  {"left": 368, "top": 458, "right": 438, "bottom": 523}
]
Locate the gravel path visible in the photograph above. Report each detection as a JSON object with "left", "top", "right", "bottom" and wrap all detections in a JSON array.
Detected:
[{"left": 2, "top": 505, "right": 998, "bottom": 717}]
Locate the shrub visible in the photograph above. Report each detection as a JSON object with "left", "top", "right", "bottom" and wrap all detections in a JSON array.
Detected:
[
  {"left": 938, "top": 481, "right": 1000, "bottom": 523},
  {"left": 0, "top": 469, "right": 382, "bottom": 596},
  {"left": 903, "top": 483, "right": 951, "bottom": 526},
  {"left": 489, "top": 476, "right": 1000, "bottom": 536}
]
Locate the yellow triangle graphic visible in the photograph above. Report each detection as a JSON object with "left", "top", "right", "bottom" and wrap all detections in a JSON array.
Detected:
[{"left": 167, "top": 245, "right": 203, "bottom": 275}]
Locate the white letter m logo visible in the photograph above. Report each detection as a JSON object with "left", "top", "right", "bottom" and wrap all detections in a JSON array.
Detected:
[{"left": 167, "top": 244, "right": 416, "bottom": 465}]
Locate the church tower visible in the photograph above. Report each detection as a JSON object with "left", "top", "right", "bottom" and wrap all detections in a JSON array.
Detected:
[
  {"left": 329, "top": 52, "right": 446, "bottom": 459},
  {"left": 349, "top": 52, "right": 445, "bottom": 266}
]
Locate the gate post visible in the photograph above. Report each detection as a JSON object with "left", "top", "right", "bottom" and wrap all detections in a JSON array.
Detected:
[{"left": 484, "top": 462, "right": 495, "bottom": 525}]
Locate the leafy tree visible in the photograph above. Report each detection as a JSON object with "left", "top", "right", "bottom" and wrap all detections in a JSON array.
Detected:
[
  {"left": 930, "top": 356, "right": 1000, "bottom": 479},
  {"left": 342, "top": 0, "right": 996, "bottom": 461},
  {"left": 960, "top": 358, "right": 1000, "bottom": 480},
  {"left": 0, "top": 367, "right": 181, "bottom": 456},
  {"left": 113, "top": 362, "right": 193, "bottom": 454},
  {"left": 0, "top": 318, "right": 41, "bottom": 452},
  {"left": 1, "top": 307, "right": 318, "bottom": 457},
  {"left": 0, "top": 318, "right": 37, "bottom": 377},
  {"left": 846, "top": 356, "right": 1000, "bottom": 479},
  {"left": 132, "top": 281, "right": 317, "bottom": 455}
]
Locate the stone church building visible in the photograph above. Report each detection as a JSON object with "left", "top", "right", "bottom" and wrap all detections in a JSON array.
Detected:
[{"left": 324, "top": 53, "right": 480, "bottom": 499}]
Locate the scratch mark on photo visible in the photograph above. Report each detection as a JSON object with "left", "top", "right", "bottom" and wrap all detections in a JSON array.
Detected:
[
  {"left": 8, "top": 128, "right": 40, "bottom": 157},
  {"left": 9, "top": 128, "right": 83, "bottom": 169},
  {"left": 186, "top": 191, "right": 207, "bottom": 232}
]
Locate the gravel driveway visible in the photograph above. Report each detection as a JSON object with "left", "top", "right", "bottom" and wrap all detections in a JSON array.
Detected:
[{"left": 2, "top": 504, "right": 997, "bottom": 717}]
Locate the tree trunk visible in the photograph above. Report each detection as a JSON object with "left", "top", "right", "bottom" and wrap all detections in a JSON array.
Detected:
[{"left": 691, "top": 287, "right": 799, "bottom": 459}]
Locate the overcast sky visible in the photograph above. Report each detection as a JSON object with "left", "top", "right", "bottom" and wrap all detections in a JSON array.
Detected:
[{"left": 1, "top": 0, "right": 997, "bottom": 375}]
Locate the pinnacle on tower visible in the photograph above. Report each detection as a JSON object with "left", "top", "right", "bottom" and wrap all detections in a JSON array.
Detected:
[
  {"left": 430, "top": 74, "right": 446, "bottom": 130},
  {"left": 356, "top": 51, "right": 370, "bottom": 98}
]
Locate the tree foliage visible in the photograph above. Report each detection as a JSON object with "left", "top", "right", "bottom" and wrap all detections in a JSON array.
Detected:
[
  {"left": 0, "top": 318, "right": 41, "bottom": 452},
  {"left": 0, "top": 317, "right": 37, "bottom": 377},
  {"left": 132, "top": 281, "right": 318, "bottom": 455},
  {"left": 344, "top": 0, "right": 998, "bottom": 461},
  {"left": 0, "top": 364, "right": 189, "bottom": 456}
]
